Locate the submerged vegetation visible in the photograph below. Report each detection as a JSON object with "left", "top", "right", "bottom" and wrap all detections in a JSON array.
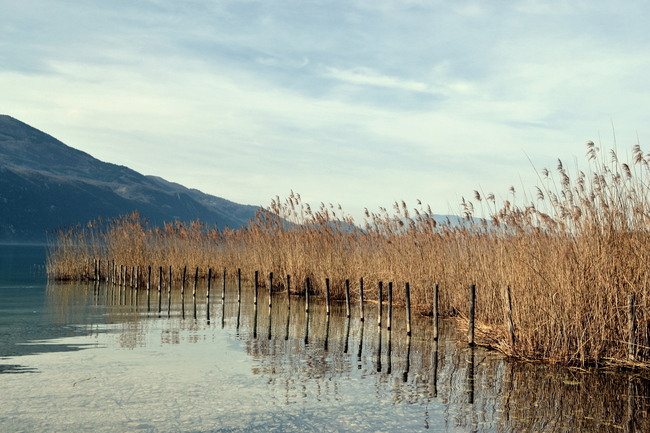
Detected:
[{"left": 47, "top": 142, "right": 650, "bottom": 368}]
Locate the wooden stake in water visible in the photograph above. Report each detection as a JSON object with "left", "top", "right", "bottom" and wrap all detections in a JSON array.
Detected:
[
  {"left": 193, "top": 267, "right": 198, "bottom": 298},
  {"left": 325, "top": 278, "right": 331, "bottom": 316},
  {"left": 158, "top": 266, "right": 163, "bottom": 292},
  {"left": 286, "top": 275, "right": 291, "bottom": 310},
  {"left": 305, "top": 277, "right": 310, "bottom": 314},
  {"left": 629, "top": 293, "right": 637, "bottom": 361},
  {"left": 237, "top": 268, "right": 242, "bottom": 303},
  {"left": 387, "top": 282, "right": 393, "bottom": 331},
  {"left": 405, "top": 282, "right": 412, "bottom": 337},
  {"left": 504, "top": 285, "right": 515, "bottom": 347},
  {"left": 377, "top": 281, "right": 383, "bottom": 328},
  {"left": 345, "top": 279, "right": 351, "bottom": 318},
  {"left": 221, "top": 267, "right": 226, "bottom": 301},
  {"left": 433, "top": 283, "right": 439, "bottom": 341},
  {"left": 168, "top": 266, "right": 172, "bottom": 293},
  {"left": 181, "top": 266, "right": 187, "bottom": 296},
  {"left": 359, "top": 277, "right": 365, "bottom": 322},
  {"left": 207, "top": 268, "right": 212, "bottom": 298},
  {"left": 147, "top": 265, "right": 151, "bottom": 291},
  {"left": 468, "top": 284, "right": 476, "bottom": 346},
  {"left": 254, "top": 270, "right": 259, "bottom": 305},
  {"left": 268, "top": 272, "right": 273, "bottom": 308}
]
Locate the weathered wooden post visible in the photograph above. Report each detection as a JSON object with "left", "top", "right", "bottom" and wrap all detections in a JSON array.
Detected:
[
  {"left": 181, "top": 266, "right": 187, "bottom": 296},
  {"left": 305, "top": 277, "right": 310, "bottom": 314},
  {"left": 286, "top": 275, "right": 291, "bottom": 310},
  {"left": 268, "top": 272, "right": 273, "bottom": 308},
  {"left": 158, "top": 266, "right": 163, "bottom": 292},
  {"left": 206, "top": 268, "right": 212, "bottom": 298},
  {"left": 193, "top": 267, "right": 198, "bottom": 298},
  {"left": 504, "top": 285, "right": 515, "bottom": 348},
  {"left": 377, "top": 281, "right": 383, "bottom": 328},
  {"left": 254, "top": 271, "right": 259, "bottom": 305},
  {"left": 345, "top": 279, "right": 351, "bottom": 318},
  {"left": 147, "top": 265, "right": 151, "bottom": 291},
  {"left": 221, "top": 267, "right": 226, "bottom": 301},
  {"left": 237, "top": 268, "right": 242, "bottom": 303},
  {"left": 387, "top": 282, "right": 393, "bottom": 331},
  {"left": 629, "top": 293, "right": 636, "bottom": 361},
  {"left": 468, "top": 284, "right": 476, "bottom": 346},
  {"left": 359, "top": 277, "right": 365, "bottom": 322},
  {"left": 168, "top": 266, "right": 172, "bottom": 293},
  {"left": 433, "top": 283, "right": 439, "bottom": 341},
  {"left": 405, "top": 282, "right": 412, "bottom": 337},
  {"left": 325, "top": 278, "right": 331, "bottom": 316}
]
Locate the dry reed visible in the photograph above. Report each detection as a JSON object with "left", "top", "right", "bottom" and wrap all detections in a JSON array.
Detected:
[{"left": 47, "top": 142, "right": 650, "bottom": 368}]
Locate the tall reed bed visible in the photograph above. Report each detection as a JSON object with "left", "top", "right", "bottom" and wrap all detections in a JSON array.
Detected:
[{"left": 47, "top": 143, "right": 650, "bottom": 367}]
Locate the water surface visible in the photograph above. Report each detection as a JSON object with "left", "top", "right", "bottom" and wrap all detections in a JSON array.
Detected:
[{"left": 1, "top": 245, "right": 649, "bottom": 432}]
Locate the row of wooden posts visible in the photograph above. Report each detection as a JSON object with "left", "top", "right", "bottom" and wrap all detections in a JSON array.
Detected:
[{"left": 90, "top": 259, "right": 647, "bottom": 361}]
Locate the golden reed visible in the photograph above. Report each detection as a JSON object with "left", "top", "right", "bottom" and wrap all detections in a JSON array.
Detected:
[{"left": 47, "top": 143, "right": 650, "bottom": 368}]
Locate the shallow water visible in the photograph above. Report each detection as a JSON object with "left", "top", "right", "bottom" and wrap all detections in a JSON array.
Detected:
[{"left": 1, "top": 245, "right": 650, "bottom": 432}]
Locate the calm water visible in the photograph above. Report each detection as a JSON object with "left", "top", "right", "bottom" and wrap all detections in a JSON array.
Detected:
[{"left": 1, "top": 245, "right": 649, "bottom": 432}]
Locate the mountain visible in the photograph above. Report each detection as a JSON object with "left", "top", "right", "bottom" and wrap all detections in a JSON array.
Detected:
[{"left": 0, "top": 115, "right": 260, "bottom": 243}]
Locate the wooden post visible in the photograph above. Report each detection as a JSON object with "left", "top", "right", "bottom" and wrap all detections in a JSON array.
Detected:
[
  {"left": 254, "top": 271, "right": 259, "bottom": 305},
  {"left": 468, "top": 284, "right": 476, "bottom": 346},
  {"left": 378, "top": 281, "right": 383, "bottom": 328},
  {"left": 221, "top": 267, "right": 226, "bottom": 301},
  {"left": 286, "top": 275, "right": 291, "bottom": 310},
  {"left": 130, "top": 266, "right": 134, "bottom": 288},
  {"left": 433, "top": 283, "right": 439, "bottom": 341},
  {"left": 181, "top": 266, "right": 186, "bottom": 296},
  {"left": 206, "top": 268, "right": 212, "bottom": 298},
  {"left": 387, "top": 282, "right": 393, "bottom": 331},
  {"left": 268, "top": 272, "right": 273, "bottom": 308},
  {"left": 405, "top": 282, "right": 412, "bottom": 337},
  {"left": 147, "top": 265, "right": 151, "bottom": 291},
  {"left": 359, "top": 277, "right": 365, "bottom": 322},
  {"left": 135, "top": 266, "right": 139, "bottom": 290},
  {"left": 193, "top": 267, "right": 198, "bottom": 298},
  {"left": 504, "top": 285, "right": 515, "bottom": 348},
  {"left": 345, "top": 279, "right": 351, "bottom": 318},
  {"left": 168, "top": 266, "right": 172, "bottom": 293},
  {"left": 305, "top": 277, "right": 310, "bottom": 314},
  {"left": 629, "top": 293, "right": 636, "bottom": 361},
  {"left": 237, "top": 268, "right": 242, "bottom": 303},
  {"left": 325, "top": 278, "right": 331, "bottom": 315},
  {"left": 158, "top": 266, "right": 163, "bottom": 292}
]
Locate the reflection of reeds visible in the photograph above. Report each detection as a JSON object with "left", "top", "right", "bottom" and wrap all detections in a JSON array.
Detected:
[{"left": 47, "top": 144, "right": 650, "bottom": 367}]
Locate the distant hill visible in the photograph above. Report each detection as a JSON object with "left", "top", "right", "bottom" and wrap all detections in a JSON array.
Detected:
[{"left": 0, "top": 115, "right": 260, "bottom": 243}]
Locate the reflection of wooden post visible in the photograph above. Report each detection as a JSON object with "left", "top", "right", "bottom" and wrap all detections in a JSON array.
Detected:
[
  {"left": 345, "top": 279, "right": 351, "bottom": 318},
  {"left": 359, "top": 278, "right": 365, "bottom": 322},
  {"left": 628, "top": 294, "right": 636, "bottom": 361},
  {"left": 405, "top": 282, "right": 412, "bottom": 337},
  {"left": 467, "top": 346, "right": 475, "bottom": 404},
  {"left": 468, "top": 284, "right": 476, "bottom": 346},
  {"left": 504, "top": 285, "right": 515, "bottom": 348},
  {"left": 627, "top": 376, "right": 636, "bottom": 433},
  {"left": 325, "top": 278, "right": 331, "bottom": 315}
]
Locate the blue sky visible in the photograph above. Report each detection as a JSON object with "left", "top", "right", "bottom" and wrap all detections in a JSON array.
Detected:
[{"left": 2, "top": 0, "right": 649, "bottom": 221}]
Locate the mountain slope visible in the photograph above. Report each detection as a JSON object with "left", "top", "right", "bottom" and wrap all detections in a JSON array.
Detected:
[{"left": 0, "top": 115, "right": 259, "bottom": 242}]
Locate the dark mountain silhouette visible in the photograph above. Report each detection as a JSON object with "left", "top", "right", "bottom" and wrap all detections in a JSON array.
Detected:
[{"left": 0, "top": 115, "right": 259, "bottom": 243}]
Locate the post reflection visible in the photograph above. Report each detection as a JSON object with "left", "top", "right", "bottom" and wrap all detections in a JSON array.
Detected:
[{"left": 46, "top": 280, "right": 650, "bottom": 433}]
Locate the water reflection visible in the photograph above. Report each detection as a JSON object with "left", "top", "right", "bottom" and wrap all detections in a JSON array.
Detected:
[{"left": 44, "top": 280, "right": 650, "bottom": 432}]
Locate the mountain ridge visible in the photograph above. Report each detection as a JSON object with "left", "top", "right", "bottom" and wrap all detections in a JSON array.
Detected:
[{"left": 0, "top": 115, "right": 260, "bottom": 242}]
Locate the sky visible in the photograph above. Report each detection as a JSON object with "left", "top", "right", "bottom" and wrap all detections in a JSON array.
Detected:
[{"left": 2, "top": 0, "right": 650, "bottom": 222}]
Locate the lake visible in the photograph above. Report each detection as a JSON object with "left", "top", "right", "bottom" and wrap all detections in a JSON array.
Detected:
[{"left": 1, "top": 245, "right": 648, "bottom": 432}]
